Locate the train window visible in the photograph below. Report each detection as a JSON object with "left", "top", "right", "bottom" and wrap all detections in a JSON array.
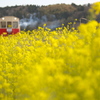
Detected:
[
  {"left": 13, "top": 22, "right": 18, "bottom": 28},
  {"left": 1, "top": 22, "right": 6, "bottom": 28},
  {"left": 7, "top": 22, "right": 12, "bottom": 28}
]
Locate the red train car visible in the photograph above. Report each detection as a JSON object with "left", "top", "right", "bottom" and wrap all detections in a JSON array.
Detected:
[{"left": 0, "top": 16, "right": 20, "bottom": 35}]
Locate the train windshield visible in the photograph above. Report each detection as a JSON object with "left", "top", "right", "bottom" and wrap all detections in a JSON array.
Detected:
[
  {"left": 7, "top": 22, "right": 12, "bottom": 28},
  {"left": 13, "top": 22, "right": 18, "bottom": 28},
  {"left": 0, "top": 21, "right": 19, "bottom": 29},
  {"left": 1, "top": 22, "right": 6, "bottom": 28}
]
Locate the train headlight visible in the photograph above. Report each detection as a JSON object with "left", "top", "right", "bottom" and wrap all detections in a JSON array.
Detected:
[
  {"left": 14, "top": 18, "right": 17, "bottom": 20},
  {"left": 2, "top": 18, "right": 5, "bottom": 20}
]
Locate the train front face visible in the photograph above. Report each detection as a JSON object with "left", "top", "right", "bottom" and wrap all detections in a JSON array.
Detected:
[{"left": 0, "top": 16, "right": 20, "bottom": 35}]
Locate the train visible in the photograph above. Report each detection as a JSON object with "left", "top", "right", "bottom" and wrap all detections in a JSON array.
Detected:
[{"left": 0, "top": 16, "right": 20, "bottom": 35}]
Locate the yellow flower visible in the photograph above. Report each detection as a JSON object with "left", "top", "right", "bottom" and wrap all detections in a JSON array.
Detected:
[
  {"left": 3, "top": 32, "right": 7, "bottom": 35},
  {"left": 91, "top": 2, "right": 100, "bottom": 15}
]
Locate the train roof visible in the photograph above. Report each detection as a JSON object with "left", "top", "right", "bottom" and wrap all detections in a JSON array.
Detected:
[{"left": 0, "top": 16, "right": 19, "bottom": 21}]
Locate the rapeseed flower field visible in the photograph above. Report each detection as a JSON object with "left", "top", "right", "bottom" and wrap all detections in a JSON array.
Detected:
[{"left": 0, "top": 2, "right": 100, "bottom": 100}]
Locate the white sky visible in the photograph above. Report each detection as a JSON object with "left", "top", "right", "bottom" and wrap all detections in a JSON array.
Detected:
[{"left": 0, "top": 0, "right": 100, "bottom": 7}]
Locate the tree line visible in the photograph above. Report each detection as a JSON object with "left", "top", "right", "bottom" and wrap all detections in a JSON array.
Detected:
[{"left": 0, "top": 3, "right": 99, "bottom": 30}]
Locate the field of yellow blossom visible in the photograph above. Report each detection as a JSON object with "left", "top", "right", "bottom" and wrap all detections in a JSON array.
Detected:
[{"left": 0, "top": 2, "right": 100, "bottom": 100}]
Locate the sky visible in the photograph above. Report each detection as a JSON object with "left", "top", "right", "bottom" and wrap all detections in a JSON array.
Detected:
[{"left": 0, "top": 0, "right": 100, "bottom": 7}]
